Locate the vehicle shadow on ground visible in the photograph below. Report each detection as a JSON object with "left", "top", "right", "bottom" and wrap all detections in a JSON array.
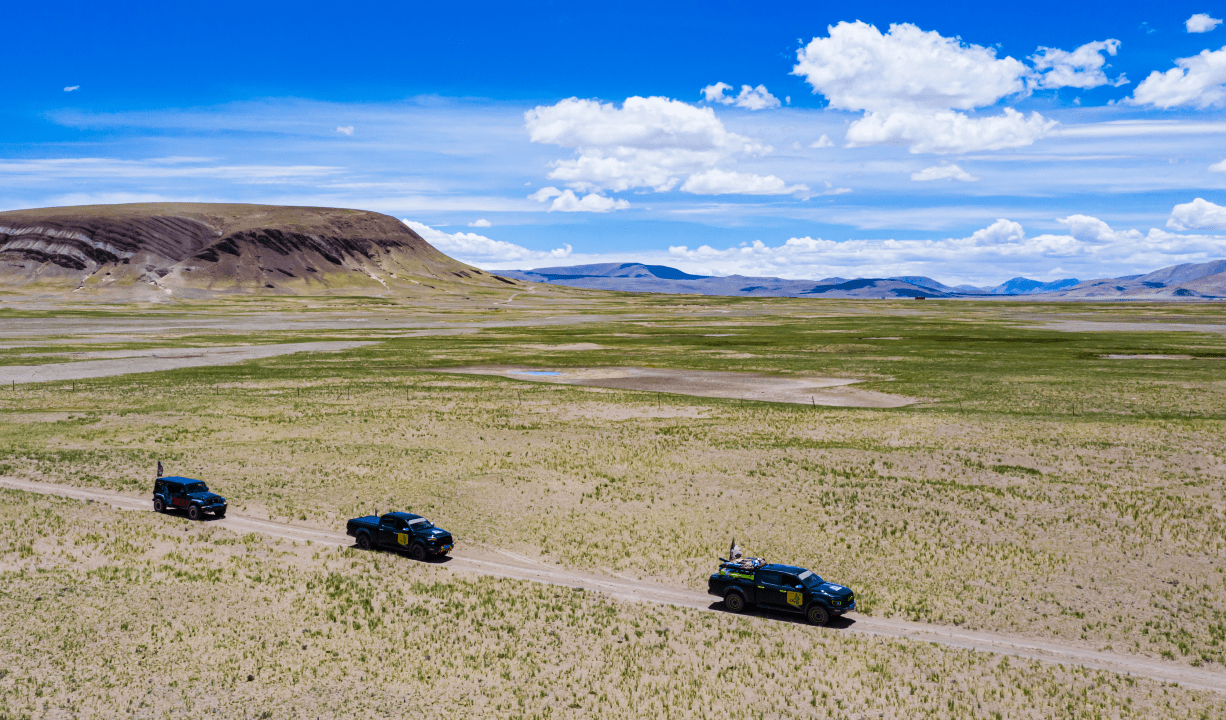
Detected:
[
  {"left": 707, "top": 601, "right": 857, "bottom": 629},
  {"left": 157, "top": 510, "right": 228, "bottom": 522},
  {"left": 347, "top": 544, "right": 455, "bottom": 564}
]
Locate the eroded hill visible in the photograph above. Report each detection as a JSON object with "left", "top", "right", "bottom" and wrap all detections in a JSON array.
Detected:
[{"left": 0, "top": 202, "right": 519, "bottom": 298}]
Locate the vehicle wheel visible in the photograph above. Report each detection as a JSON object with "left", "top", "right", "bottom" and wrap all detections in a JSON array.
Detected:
[
  {"left": 408, "top": 543, "right": 426, "bottom": 561},
  {"left": 215, "top": 509, "right": 226, "bottom": 519},
  {"left": 153, "top": 498, "right": 165, "bottom": 513},
  {"left": 724, "top": 590, "right": 747, "bottom": 613},
  {"left": 187, "top": 505, "right": 201, "bottom": 521},
  {"left": 806, "top": 604, "right": 830, "bottom": 626},
  {"left": 356, "top": 533, "right": 372, "bottom": 551}
]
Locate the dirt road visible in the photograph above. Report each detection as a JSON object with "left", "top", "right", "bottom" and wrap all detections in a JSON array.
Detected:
[
  {"left": 0, "top": 341, "right": 376, "bottom": 385},
  {"left": 2, "top": 476, "right": 1222, "bottom": 694}
]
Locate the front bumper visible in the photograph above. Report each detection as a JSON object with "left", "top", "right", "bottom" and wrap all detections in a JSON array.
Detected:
[
  {"left": 426, "top": 543, "right": 453, "bottom": 555},
  {"left": 828, "top": 599, "right": 855, "bottom": 614}
]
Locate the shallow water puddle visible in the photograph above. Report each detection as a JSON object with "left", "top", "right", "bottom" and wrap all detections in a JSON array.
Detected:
[{"left": 433, "top": 365, "right": 919, "bottom": 408}]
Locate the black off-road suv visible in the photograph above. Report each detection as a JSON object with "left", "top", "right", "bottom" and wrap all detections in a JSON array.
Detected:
[
  {"left": 708, "top": 558, "right": 855, "bottom": 625},
  {"left": 153, "top": 476, "right": 227, "bottom": 520}
]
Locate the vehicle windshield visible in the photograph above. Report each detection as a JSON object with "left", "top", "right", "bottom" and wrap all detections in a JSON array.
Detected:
[
  {"left": 798, "top": 570, "right": 824, "bottom": 588},
  {"left": 185, "top": 482, "right": 209, "bottom": 493},
  {"left": 406, "top": 517, "right": 433, "bottom": 529}
]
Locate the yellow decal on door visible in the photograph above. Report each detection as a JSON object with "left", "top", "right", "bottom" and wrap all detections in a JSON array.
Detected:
[
  {"left": 787, "top": 591, "right": 803, "bottom": 607},
  {"left": 398, "top": 533, "right": 409, "bottom": 546}
]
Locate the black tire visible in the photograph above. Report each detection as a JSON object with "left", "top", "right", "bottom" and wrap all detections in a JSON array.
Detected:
[
  {"left": 153, "top": 498, "right": 165, "bottom": 513},
  {"left": 408, "top": 543, "right": 426, "bottom": 561},
  {"left": 187, "top": 505, "right": 201, "bottom": 521},
  {"left": 724, "top": 590, "right": 747, "bottom": 613},
  {"left": 356, "top": 533, "right": 372, "bottom": 551},
  {"left": 215, "top": 509, "right": 226, "bottom": 519},
  {"left": 806, "top": 604, "right": 830, "bottom": 626}
]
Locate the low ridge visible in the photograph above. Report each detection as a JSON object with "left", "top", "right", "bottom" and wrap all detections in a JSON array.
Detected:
[{"left": 502, "top": 260, "right": 1226, "bottom": 300}]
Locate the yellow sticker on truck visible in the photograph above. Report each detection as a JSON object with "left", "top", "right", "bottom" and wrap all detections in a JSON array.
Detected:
[
  {"left": 398, "top": 533, "right": 409, "bottom": 546},
  {"left": 787, "top": 591, "right": 803, "bottom": 607}
]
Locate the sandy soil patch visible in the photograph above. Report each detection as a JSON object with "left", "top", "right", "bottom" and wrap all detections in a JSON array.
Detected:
[
  {"left": 553, "top": 402, "right": 711, "bottom": 421},
  {"left": 1034, "top": 320, "right": 1226, "bottom": 336},
  {"left": 0, "top": 341, "right": 375, "bottom": 385},
  {"left": 432, "top": 365, "right": 918, "bottom": 408},
  {"left": 519, "top": 342, "right": 606, "bottom": 351},
  {"left": 0, "top": 412, "right": 72, "bottom": 423},
  {"left": 1102, "top": 354, "right": 1195, "bottom": 360}
]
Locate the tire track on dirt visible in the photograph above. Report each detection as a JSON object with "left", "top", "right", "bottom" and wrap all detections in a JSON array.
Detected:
[{"left": 2, "top": 476, "right": 1223, "bottom": 694}]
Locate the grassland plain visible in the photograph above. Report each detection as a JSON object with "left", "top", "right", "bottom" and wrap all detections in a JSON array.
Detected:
[
  {"left": 2, "top": 489, "right": 1223, "bottom": 719},
  {"left": 1, "top": 292, "right": 1226, "bottom": 716}
]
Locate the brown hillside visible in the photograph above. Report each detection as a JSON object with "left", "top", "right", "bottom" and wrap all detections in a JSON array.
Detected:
[{"left": 0, "top": 202, "right": 518, "bottom": 297}]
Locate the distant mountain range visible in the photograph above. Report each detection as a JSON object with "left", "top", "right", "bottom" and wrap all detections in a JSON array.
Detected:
[{"left": 499, "top": 260, "right": 1226, "bottom": 300}]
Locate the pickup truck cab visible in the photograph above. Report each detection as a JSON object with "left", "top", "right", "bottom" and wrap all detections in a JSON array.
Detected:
[
  {"left": 346, "top": 512, "right": 454, "bottom": 561},
  {"left": 153, "top": 476, "right": 227, "bottom": 521},
  {"left": 708, "top": 559, "right": 855, "bottom": 625}
]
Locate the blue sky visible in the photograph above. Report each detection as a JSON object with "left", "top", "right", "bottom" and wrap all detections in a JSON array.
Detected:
[{"left": 5, "top": 0, "right": 1226, "bottom": 284}]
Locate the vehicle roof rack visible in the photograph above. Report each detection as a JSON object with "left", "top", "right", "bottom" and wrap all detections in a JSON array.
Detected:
[{"left": 720, "top": 556, "right": 766, "bottom": 571}]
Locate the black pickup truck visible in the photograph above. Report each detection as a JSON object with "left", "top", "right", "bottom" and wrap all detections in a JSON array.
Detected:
[
  {"left": 708, "top": 558, "right": 855, "bottom": 625},
  {"left": 346, "top": 512, "right": 454, "bottom": 560}
]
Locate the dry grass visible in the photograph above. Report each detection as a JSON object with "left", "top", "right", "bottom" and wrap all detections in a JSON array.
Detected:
[{"left": 1, "top": 295, "right": 1225, "bottom": 716}]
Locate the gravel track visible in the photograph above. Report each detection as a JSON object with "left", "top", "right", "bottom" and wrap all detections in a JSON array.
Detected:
[
  {"left": 2, "top": 476, "right": 1223, "bottom": 694},
  {"left": 0, "top": 341, "right": 376, "bottom": 385}
]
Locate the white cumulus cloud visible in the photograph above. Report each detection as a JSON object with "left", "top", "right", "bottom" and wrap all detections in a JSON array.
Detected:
[
  {"left": 792, "top": 21, "right": 1059, "bottom": 154},
  {"left": 702, "top": 82, "right": 734, "bottom": 104},
  {"left": 793, "top": 21, "right": 1029, "bottom": 113},
  {"left": 731, "top": 85, "right": 780, "bottom": 110},
  {"left": 701, "top": 83, "right": 781, "bottom": 109},
  {"left": 1187, "top": 14, "right": 1223, "bottom": 33},
  {"left": 1167, "top": 198, "right": 1226, "bottom": 230},
  {"left": 469, "top": 218, "right": 492, "bottom": 227},
  {"left": 809, "top": 134, "right": 834, "bottom": 148},
  {"left": 911, "top": 164, "right": 980, "bottom": 182},
  {"left": 63, "top": 85, "right": 79, "bottom": 92},
  {"left": 525, "top": 95, "right": 803, "bottom": 198},
  {"left": 846, "top": 108, "right": 1055, "bottom": 154},
  {"left": 336, "top": 126, "right": 355, "bottom": 135},
  {"left": 403, "top": 220, "right": 572, "bottom": 263},
  {"left": 1031, "top": 40, "right": 1127, "bottom": 89},
  {"left": 1132, "top": 46, "right": 1226, "bottom": 108},
  {"left": 548, "top": 189, "right": 630, "bottom": 213},
  {"left": 528, "top": 186, "right": 629, "bottom": 213},
  {"left": 1209, "top": 158, "right": 1226, "bottom": 172},
  {"left": 680, "top": 168, "right": 809, "bottom": 197}
]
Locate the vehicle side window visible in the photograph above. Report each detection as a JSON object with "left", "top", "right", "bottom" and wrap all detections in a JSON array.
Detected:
[
  {"left": 758, "top": 571, "right": 783, "bottom": 586},
  {"left": 782, "top": 574, "right": 802, "bottom": 589},
  {"left": 168, "top": 484, "right": 181, "bottom": 496},
  {"left": 385, "top": 517, "right": 402, "bottom": 530}
]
